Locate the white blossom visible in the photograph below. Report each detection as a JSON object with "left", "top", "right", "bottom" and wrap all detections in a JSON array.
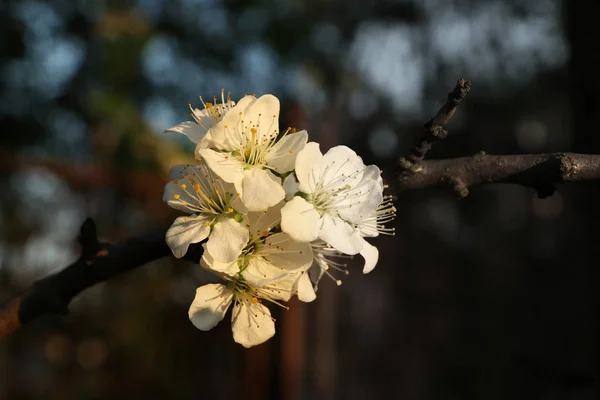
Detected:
[
  {"left": 198, "top": 94, "right": 308, "bottom": 211},
  {"left": 163, "top": 162, "right": 249, "bottom": 263},
  {"left": 164, "top": 89, "right": 235, "bottom": 150},
  {"left": 165, "top": 89, "right": 235, "bottom": 149},
  {"left": 189, "top": 275, "right": 297, "bottom": 348},
  {"left": 200, "top": 201, "right": 313, "bottom": 287},
  {"left": 280, "top": 142, "right": 383, "bottom": 263},
  {"left": 353, "top": 195, "right": 396, "bottom": 273},
  {"left": 163, "top": 90, "right": 398, "bottom": 348}
]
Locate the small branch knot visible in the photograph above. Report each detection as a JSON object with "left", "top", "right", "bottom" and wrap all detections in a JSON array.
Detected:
[
  {"left": 397, "top": 157, "right": 422, "bottom": 174},
  {"left": 451, "top": 79, "right": 471, "bottom": 103},
  {"left": 451, "top": 177, "right": 470, "bottom": 199},
  {"left": 473, "top": 151, "right": 487, "bottom": 161},
  {"left": 560, "top": 154, "right": 577, "bottom": 179},
  {"left": 430, "top": 126, "right": 448, "bottom": 139},
  {"left": 441, "top": 176, "right": 470, "bottom": 199},
  {"left": 78, "top": 218, "right": 101, "bottom": 258}
]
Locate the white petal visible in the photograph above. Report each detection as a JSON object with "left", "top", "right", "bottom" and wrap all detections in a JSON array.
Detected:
[
  {"left": 206, "top": 218, "right": 249, "bottom": 263},
  {"left": 231, "top": 302, "right": 275, "bottom": 348},
  {"left": 242, "top": 257, "right": 289, "bottom": 287},
  {"left": 163, "top": 180, "right": 201, "bottom": 213},
  {"left": 337, "top": 165, "right": 384, "bottom": 223},
  {"left": 194, "top": 132, "right": 214, "bottom": 158},
  {"left": 265, "top": 130, "right": 308, "bottom": 174},
  {"left": 242, "top": 233, "right": 312, "bottom": 287},
  {"left": 308, "top": 263, "right": 325, "bottom": 292},
  {"left": 280, "top": 197, "right": 320, "bottom": 242},
  {"left": 166, "top": 215, "right": 211, "bottom": 258},
  {"left": 240, "top": 168, "right": 285, "bottom": 211},
  {"left": 209, "top": 95, "right": 258, "bottom": 150},
  {"left": 295, "top": 142, "right": 323, "bottom": 194},
  {"left": 263, "top": 273, "right": 300, "bottom": 302},
  {"left": 189, "top": 284, "right": 233, "bottom": 331},
  {"left": 360, "top": 239, "right": 379, "bottom": 274},
  {"left": 235, "top": 94, "right": 258, "bottom": 110},
  {"left": 200, "top": 244, "right": 240, "bottom": 276},
  {"left": 320, "top": 145, "right": 365, "bottom": 190},
  {"left": 318, "top": 214, "right": 363, "bottom": 255},
  {"left": 247, "top": 200, "right": 285, "bottom": 238},
  {"left": 262, "top": 233, "right": 313, "bottom": 274},
  {"left": 242, "top": 94, "right": 280, "bottom": 143},
  {"left": 168, "top": 165, "right": 191, "bottom": 180},
  {"left": 165, "top": 121, "right": 207, "bottom": 144},
  {"left": 199, "top": 148, "right": 244, "bottom": 184},
  {"left": 282, "top": 174, "right": 299, "bottom": 201},
  {"left": 296, "top": 272, "right": 316, "bottom": 302},
  {"left": 230, "top": 192, "right": 248, "bottom": 215},
  {"left": 191, "top": 109, "right": 217, "bottom": 133}
]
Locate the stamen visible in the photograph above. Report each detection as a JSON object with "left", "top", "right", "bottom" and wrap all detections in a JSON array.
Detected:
[
  {"left": 310, "top": 240, "right": 352, "bottom": 290},
  {"left": 170, "top": 162, "right": 236, "bottom": 216}
]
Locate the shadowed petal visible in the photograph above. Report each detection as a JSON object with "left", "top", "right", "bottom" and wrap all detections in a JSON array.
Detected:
[
  {"left": 231, "top": 302, "right": 275, "bottom": 348},
  {"left": 189, "top": 284, "right": 233, "bottom": 331}
]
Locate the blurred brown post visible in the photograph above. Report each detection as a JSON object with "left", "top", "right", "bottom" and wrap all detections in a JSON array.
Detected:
[
  {"left": 243, "top": 343, "right": 271, "bottom": 400},
  {"left": 315, "top": 286, "right": 338, "bottom": 400},
  {"left": 281, "top": 298, "right": 307, "bottom": 400}
]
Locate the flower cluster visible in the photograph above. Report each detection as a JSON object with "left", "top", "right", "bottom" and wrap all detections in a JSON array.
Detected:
[{"left": 163, "top": 90, "right": 395, "bottom": 347}]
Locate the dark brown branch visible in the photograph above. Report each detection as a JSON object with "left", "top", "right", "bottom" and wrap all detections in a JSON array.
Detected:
[
  {"left": 402, "top": 78, "right": 471, "bottom": 167},
  {"left": 392, "top": 79, "right": 600, "bottom": 197},
  {"left": 0, "top": 218, "right": 203, "bottom": 339},
  {"left": 394, "top": 152, "right": 600, "bottom": 198}
]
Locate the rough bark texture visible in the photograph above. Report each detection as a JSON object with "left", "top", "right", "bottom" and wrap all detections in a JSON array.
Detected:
[{"left": 395, "top": 152, "right": 600, "bottom": 198}]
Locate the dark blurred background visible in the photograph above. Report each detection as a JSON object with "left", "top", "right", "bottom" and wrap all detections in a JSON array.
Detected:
[{"left": 1, "top": 0, "right": 599, "bottom": 399}]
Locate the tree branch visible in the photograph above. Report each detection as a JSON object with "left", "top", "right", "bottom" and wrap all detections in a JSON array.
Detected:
[
  {"left": 393, "top": 79, "right": 600, "bottom": 197},
  {"left": 400, "top": 78, "right": 471, "bottom": 169},
  {"left": 3, "top": 78, "right": 600, "bottom": 338},
  {"left": 394, "top": 152, "right": 600, "bottom": 198},
  {"left": 0, "top": 219, "right": 204, "bottom": 339}
]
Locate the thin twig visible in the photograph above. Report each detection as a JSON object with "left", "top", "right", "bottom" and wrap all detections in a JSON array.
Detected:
[{"left": 400, "top": 78, "right": 471, "bottom": 170}]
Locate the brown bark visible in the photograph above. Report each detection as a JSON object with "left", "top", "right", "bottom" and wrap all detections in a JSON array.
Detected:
[{"left": 395, "top": 152, "right": 600, "bottom": 198}]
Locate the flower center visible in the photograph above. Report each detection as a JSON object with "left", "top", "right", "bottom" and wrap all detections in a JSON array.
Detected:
[
  {"left": 305, "top": 159, "right": 367, "bottom": 217},
  {"left": 237, "top": 239, "right": 264, "bottom": 271},
  {"left": 236, "top": 126, "right": 272, "bottom": 168},
  {"left": 173, "top": 163, "right": 238, "bottom": 217},
  {"left": 226, "top": 275, "right": 289, "bottom": 311},
  {"left": 225, "top": 120, "right": 296, "bottom": 171}
]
